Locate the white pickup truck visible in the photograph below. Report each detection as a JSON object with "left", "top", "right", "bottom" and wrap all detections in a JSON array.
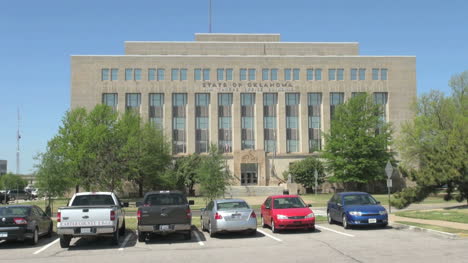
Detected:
[{"left": 57, "top": 192, "right": 128, "bottom": 248}]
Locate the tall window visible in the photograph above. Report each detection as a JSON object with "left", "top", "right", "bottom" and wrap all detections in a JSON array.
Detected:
[
  {"left": 102, "top": 93, "right": 117, "bottom": 111},
  {"left": 170, "top": 68, "right": 187, "bottom": 81},
  {"left": 330, "top": 92, "right": 344, "bottom": 120},
  {"left": 148, "top": 68, "right": 156, "bottom": 80},
  {"left": 286, "top": 93, "right": 300, "bottom": 152},
  {"left": 315, "top": 68, "right": 322, "bottom": 80},
  {"left": 218, "top": 93, "right": 232, "bottom": 152},
  {"left": 372, "top": 68, "right": 379, "bottom": 80},
  {"left": 248, "top": 68, "right": 256, "bottom": 81},
  {"left": 134, "top": 69, "right": 141, "bottom": 80},
  {"left": 196, "top": 93, "right": 210, "bottom": 153},
  {"left": 126, "top": 93, "right": 141, "bottom": 112},
  {"left": 262, "top": 68, "right": 278, "bottom": 80},
  {"left": 308, "top": 93, "right": 322, "bottom": 152},
  {"left": 101, "top": 69, "right": 109, "bottom": 81},
  {"left": 149, "top": 93, "right": 164, "bottom": 128},
  {"left": 271, "top": 68, "right": 278, "bottom": 80},
  {"left": 328, "top": 69, "right": 336, "bottom": 80},
  {"left": 372, "top": 68, "right": 388, "bottom": 80},
  {"left": 203, "top": 69, "right": 210, "bottom": 81},
  {"left": 284, "top": 68, "right": 292, "bottom": 80},
  {"left": 172, "top": 93, "right": 187, "bottom": 154},
  {"left": 216, "top": 68, "right": 233, "bottom": 81},
  {"left": 293, "top": 68, "right": 300, "bottom": 80},
  {"left": 217, "top": 68, "right": 224, "bottom": 81},
  {"left": 157, "top": 69, "right": 165, "bottom": 80},
  {"left": 351, "top": 69, "right": 358, "bottom": 80},
  {"left": 306, "top": 69, "right": 313, "bottom": 81},
  {"left": 111, "top": 68, "right": 118, "bottom": 80},
  {"left": 264, "top": 93, "right": 277, "bottom": 153},
  {"left": 125, "top": 69, "right": 133, "bottom": 80},
  {"left": 262, "top": 69, "right": 269, "bottom": 81},
  {"left": 194, "top": 68, "right": 202, "bottom": 80},
  {"left": 374, "top": 92, "right": 388, "bottom": 122},
  {"left": 359, "top": 68, "right": 366, "bottom": 80},
  {"left": 381, "top": 69, "right": 388, "bottom": 80},
  {"left": 328, "top": 68, "right": 344, "bottom": 80},
  {"left": 226, "top": 68, "right": 233, "bottom": 80},
  {"left": 241, "top": 93, "right": 255, "bottom": 150},
  {"left": 171, "top": 68, "right": 179, "bottom": 81},
  {"left": 240, "top": 68, "right": 247, "bottom": 81}
]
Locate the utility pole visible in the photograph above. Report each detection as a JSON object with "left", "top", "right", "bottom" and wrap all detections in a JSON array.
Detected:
[
  {"left": 16, "top": 107, "right": 21, "bottom": 175},
  {"left": 208, "top": 0, "right": 212, "bottom": 33}
]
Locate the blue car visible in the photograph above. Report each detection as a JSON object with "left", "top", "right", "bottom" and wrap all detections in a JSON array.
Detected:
[{"left": 327, "top": 192, "right": 388, "bottom": 229}]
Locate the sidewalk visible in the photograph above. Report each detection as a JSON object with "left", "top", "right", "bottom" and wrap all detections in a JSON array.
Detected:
[{"left": 390, "top": 214, "right": 468, "bottom": 231}]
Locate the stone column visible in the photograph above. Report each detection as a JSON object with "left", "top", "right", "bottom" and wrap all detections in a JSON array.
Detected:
[
  {"left": 117, "top": 92, "right": 126, "bottom": 114},
  {"left": 140, "top": 92, "right": 148, "bottom": 121}
]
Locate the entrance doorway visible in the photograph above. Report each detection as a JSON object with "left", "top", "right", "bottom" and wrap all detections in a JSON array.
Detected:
[{"left": 241, "top": 163, "right": 258, "bottom": 185}]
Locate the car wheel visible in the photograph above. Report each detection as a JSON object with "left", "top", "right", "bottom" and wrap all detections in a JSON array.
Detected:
[
  {"left": 45, "top": 222, "right": 53, "bottom": 238},
  {"left": 209, "top": 221, "right": 216, "bottom": 238},
  {"left": 261, "top": 216, "right": 267, "bottom": 228},
  {"left": 119, "top": 220, "right": 126, "bottom": 236},
  {"left": 184, "top": 231, "right": 191, "bottom": 240},
  {"left": 342, "top": 214, "right": 350, "bottom": 229},
  {"left": 28, "top": 228, "right": 39, "bottom": 245},
  {"left": 60, "top": 235, "right": 71, "bottom": 248},
  {"left": 271, "top": 220, "right": 278, "bottom": 233},
  {"left": 249, "top": 229, "right": 257, "bottom": 236},
  {"left": 137, "top": 231, "right": 146, "bottom": 242},
  {"left": 327, "top": 211, "right": 334, "bottom": 224},
  {"left": 111, "top": 226, "right": 120, "bottom": 246}
]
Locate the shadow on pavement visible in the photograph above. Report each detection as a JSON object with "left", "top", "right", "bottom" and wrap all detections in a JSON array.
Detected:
[
  {"left": 0, "top": 233, "right": 58, "bottom": 250},
  {"left": 67, "top": 231, "right": 136, "bottom": 251}
]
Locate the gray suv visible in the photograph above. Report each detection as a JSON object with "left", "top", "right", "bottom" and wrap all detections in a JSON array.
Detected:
[{"left": 8, "top": 189, "right": 32, "bottom": 201}]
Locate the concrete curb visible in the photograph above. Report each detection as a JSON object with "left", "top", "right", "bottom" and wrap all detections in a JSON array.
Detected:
[{"left": 392, "top": 222, "right": 459, "bottom": 239}]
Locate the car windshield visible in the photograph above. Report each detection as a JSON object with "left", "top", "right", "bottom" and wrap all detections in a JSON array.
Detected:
[
  {"left": 145, "top": 194, "right": 187, "bottom": 206},
  {"left": 71, "top": 195, "right": 115, "bottom": 206},
  {"left": 0, "top": 207, "right": 30, "bottom": 217},
  {"left": 343, "top": 194, "right": 378, "bottom": 206},
  {"left": 217, "top": 201, "right": 250, "bottom": 211},
  {"left": 273, "top": 197, "right": 307, "bottom": 209}
]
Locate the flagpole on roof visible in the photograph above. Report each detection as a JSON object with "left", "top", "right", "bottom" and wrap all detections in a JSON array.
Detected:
[{"left": 16, "top": 107, "right": 21, "bottom": 175}]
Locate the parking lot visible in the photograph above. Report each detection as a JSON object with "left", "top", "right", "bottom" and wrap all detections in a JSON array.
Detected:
[{"left": 1, "top": 222, "right": 467, "bottom": 263}]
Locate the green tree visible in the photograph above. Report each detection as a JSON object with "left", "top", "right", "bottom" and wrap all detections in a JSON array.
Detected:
[
  {"left": 197, "top": 144, "right": 231, "bottom": 201},
  {"left": 0, "top": 173, "right": 28, "bottom": 190},
  {"left": 173, "top": 154, "right": 205, "bottom": 195},
  {"left": 285, "top": 157, "right": 325, "bottom": 192},
  {"left": 392, "top": 71, "right": 468, "bottom": 208},
  {"left": 322, "top": 93, "right": 395, "bottom": 190}
]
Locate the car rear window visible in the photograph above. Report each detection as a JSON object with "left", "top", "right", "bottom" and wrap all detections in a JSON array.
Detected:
[
  {"left": 0, "top": 207, "right": 30, "bottom": 217},
  {"left": 71, "top": 195, "right": 115, "bottom": 206},
  {"left": 343, "top": 194, "right": 378, "bottom": 205},
  {"left": 217, "top": 201, "right": 250, "bottom": 211},
  {"left": 273, "top": 197, "right": 307, "bottom": 209},
  {"left": 145, "top": 194, "right": 187, "bottom": 206}
]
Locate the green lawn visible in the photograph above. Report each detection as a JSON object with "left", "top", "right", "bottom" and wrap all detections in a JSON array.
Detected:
[
  {"left": 395, "top": 209, "right": 468, "bottom": 224},
  {"left": 396, "top": 221, "right": 468, "bottom": 237}
]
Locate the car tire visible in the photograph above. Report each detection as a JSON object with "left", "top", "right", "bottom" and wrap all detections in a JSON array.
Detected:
[
  {"left": 342, "top": 214, "right": 350, "bottom": 229},
  {"left": 261, "top": 216, "right": 267, "bottom": 228},
  {"left": 119, "top": 220, "right": 126, "bottom": 236},
  {"left": 249, "top": 229, "right": 257, "bottom": 236},
  {"left": 137, "top": 231, "right": 146, "bottom": 242},
  {"left": 184, "top": 231, "right": 191, "bottom": 240},
  {"left": 209, "top": 221, "right": 216, "bottom": 238},
  {"left": 111, "top": 227, "right": 120, "bottom": 246},
  {"left": 271, "top": 220, "right": 278, "bottom": 233},
  {"left": 60, "top": 235, "right": 71, "bottom": 248},
  {"left": 28, "top": 228, "right": 39, "bottom": 245},
  {"left": 45, "top": 222, "right": 53, "bottom": 238},
  {"left": 327, "top": 211, "right": 335, "bottom": 224}
]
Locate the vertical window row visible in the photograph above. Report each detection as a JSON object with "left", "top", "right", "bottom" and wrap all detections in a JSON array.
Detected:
[
  {"left": 330, "top": 92, "right": 344, "bottom": 121},
  {"left": 126, "top": 93, "right": 141, "bottom": 112},
  {"left": 218, "top": 93, "right": 233, "bottom": 153},
  {"left": 102, "top": 93, "right": 118, "bottom": 111},
  {"left": 149, "top": 93, "right": 164, "bottom": 128},
  {"left": 195, "top": 93, "right": 210, "bottom": 153},
  {"left": 308, "top": 93, "right": 322, "bottom": 152},
  {"left": 241, "top": 93, "right": 255, "bottom": 150},
  {"left": 286, "top": 93, "right": 300, "bottom": 152},
  {"left": 172, "top": 94, "right": 187, "bottom": 154},
  {"left": 263, "top": 93, "right": 277, "bottom": 153}
]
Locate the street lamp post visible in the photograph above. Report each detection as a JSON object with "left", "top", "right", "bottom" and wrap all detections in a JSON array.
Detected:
[
  {"left": 314, "top": 169, "right": 318, "bottom": 197},
  {"left": 385, "top": 161, "right": 393, "bottom": 213}
]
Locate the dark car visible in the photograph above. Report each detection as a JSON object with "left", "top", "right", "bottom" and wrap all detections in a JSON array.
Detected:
[
  {"left": 327, "top": 192, "right": 388, "bottom": 229},
  {"left": 7, "top": 189, "right": 32, "bottom": 201},
  {"left": 136, "top": 190, "right": 194, "bottom": 242},
  {"left": 0, "top": 205, "right": 53, "bottom": 245}
]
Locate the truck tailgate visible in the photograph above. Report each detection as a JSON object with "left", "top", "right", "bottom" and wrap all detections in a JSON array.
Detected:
[
  {"left": 59, "top": 206, "right": 115, "bottom": 227},
  {"left": 140, "top": 205, "right": 190, "bottom": 225}
]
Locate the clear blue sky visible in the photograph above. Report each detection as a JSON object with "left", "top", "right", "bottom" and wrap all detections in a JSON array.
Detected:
[{"left": 0, "top": 0, "right": 466, "bottom": 174}]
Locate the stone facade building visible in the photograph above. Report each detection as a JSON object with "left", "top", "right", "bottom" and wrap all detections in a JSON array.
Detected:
[{"left": 71, "top": 33, "right": 416, "bottom": 191}]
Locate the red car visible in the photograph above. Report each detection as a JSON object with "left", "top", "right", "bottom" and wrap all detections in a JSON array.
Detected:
[{"left": 260, "top": 195, "right": 315, "bottom": 233}]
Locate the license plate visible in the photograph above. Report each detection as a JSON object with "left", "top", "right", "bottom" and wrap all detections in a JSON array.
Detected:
[
  {"left": 231, "top": 213, "right": 241, "bottom": 218},
  {"left": 81, "top": 228, "right": 92, "bottom": 233},
  {"left": 159, "top": 225, "right": 170, "bottom": 231},
  {"left": 369, "top": 218, "right": 377, "bottom": 223},
  {"left": 0, "top": 232, "right": 7, "bottom": 238}
]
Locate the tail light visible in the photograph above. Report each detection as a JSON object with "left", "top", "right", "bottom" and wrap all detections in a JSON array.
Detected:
[
  {"left": 110, "top": 210, "right": 116, "bottom": 221},
  {"left": 250, "top": 211, "right": 257, "bottom": 218},
  {"left": 214, "top": 212, "right": 223, "bottom": 220},
  {"left": 137, "top": 210, "right": 142, "bottom": 221},
  {"left": 186, "top": 208, "right": 192, "bottom": 219},
  {"left": 57, "top": 212, "right": 61, "bottom": 223},
  {"left": 14, "top": 218, "right": 28, "bottom": 225}
]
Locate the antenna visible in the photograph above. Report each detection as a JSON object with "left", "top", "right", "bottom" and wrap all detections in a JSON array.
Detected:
[
  {"left": 209, "top": 0, "right": 212, "bottom": 33},
  {"left": 16, "top": 107, "right": 21, "bottom": 175}
]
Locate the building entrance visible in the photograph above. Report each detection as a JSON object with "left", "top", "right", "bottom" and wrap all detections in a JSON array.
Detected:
[{"left": 241, "top": 163, "right": 258, "bottom": 185}]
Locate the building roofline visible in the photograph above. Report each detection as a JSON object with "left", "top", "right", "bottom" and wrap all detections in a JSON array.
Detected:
[
  {"left": 124, "top": 41, "right": 359, "bottom": 44},
  {"left": 71, "top": 55, "right": 415, "bottom": 58}
]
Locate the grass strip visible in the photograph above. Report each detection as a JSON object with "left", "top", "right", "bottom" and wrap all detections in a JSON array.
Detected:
[
  {"left": 395, "top": 209, "right": 468, "bottom": 224},
  {"left": 396, "top": 221, "right": 468, "bottom": 237}
]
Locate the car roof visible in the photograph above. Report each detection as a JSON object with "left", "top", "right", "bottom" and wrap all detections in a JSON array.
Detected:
[
  {"left": 144, "top": 190, "right": 184, "bottom": 195},
  {"left": 338, "top": 192, "right": 370, "bottom": 196},
  {"left": 74, "top": 192, "right": 114, "bottom": 196},
  {"left": 269, "top": 195, "right": 300, "bottom": 199},
  {"left": 214, "top": 199, "right": 247, "bottom": 203}
]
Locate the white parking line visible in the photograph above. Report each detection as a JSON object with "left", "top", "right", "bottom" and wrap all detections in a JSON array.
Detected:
[
  {"left": 193, "top": 230, "right": 204, "bottom": 246},
  {"left": 316, "top": 225, "right": 355, "bottom": 237},
  {"left": 33, "top": 238, "right": 59, "bottom": 255},
  {"left": 118, "top": 233, "right": 132, "bottom": 251},
  {"left": 257, "top": 229, "right": 283, "bottom": 242}
]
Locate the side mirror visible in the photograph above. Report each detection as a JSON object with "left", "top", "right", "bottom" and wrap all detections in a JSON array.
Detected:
[
  {"left": 308, "top": 204, "right": 312, "bottom": 207},
  {"left": 123, "top": 202, "right": 129, "bottom": 207},
  {"left": 136, "top": 201, "right": 143, "bottom": 207},
  {"left": 189, "top": 200, "right": 195, "bottom": 205}
]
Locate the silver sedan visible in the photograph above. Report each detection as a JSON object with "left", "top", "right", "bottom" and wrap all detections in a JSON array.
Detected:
[{"left": 200, "top": 199, "right": 257, "bottom": 237}]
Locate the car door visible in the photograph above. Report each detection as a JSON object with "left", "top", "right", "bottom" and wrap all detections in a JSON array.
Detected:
[
  {"left": 329, "top": 194, "right": 339, "bottom": 221},
  {"left": 262, "top": 198, "right": 272, "bottom": 225},
  {"left": 35, "top": 206, "right": 50, "bottom": 234},
  {"left": 203, "top": 201, "right": 213, "bottom": 228}
]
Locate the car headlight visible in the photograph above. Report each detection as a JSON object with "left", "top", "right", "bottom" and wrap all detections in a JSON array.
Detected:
[
  {"left": 379, "top": 210, "right": 387, "bottom": 215},
  {"left": 349, "top": 211, "right": 362, "bottom": 216},
  {"left": 277, "top": 214, "right": 288, "bottom": 219},
  {"left": 305, "top": 212, "right": 315, "bottom": 219}
]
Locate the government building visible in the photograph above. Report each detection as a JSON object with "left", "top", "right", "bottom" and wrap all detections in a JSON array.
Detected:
[{"left": 71, "top": 33, "right": 416, "bottom": 190}]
